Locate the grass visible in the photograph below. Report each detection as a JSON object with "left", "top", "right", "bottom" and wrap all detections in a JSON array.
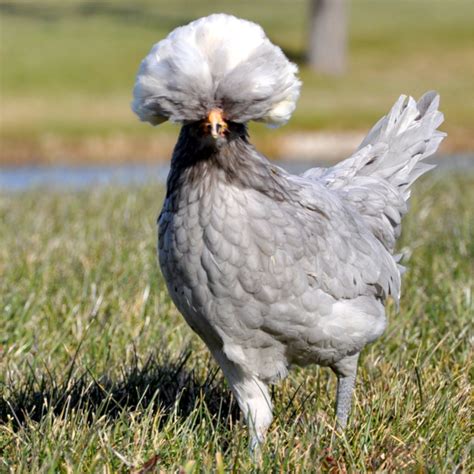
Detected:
[
  {"left": 0, "top": 172, "right": 472, "bottom": 472},
  {"left": 1, "top": 0, "right": 474, "bottom": 163}
]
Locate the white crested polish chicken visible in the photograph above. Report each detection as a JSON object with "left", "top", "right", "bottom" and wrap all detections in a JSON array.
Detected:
[{"left": 132, "top": 14, "right": 445, "bottom": 450}]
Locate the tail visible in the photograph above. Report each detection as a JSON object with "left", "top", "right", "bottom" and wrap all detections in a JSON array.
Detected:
[
  {"left": 353, "top": 91, "right": 445, "bottom": 200},
  {"left": 303, "top": 91, "right": 446, "bottom": 252}
]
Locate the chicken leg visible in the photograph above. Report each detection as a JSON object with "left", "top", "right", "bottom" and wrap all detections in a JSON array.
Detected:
[
  {"left": 332, "top": 352, "right": 360, "bottom": 428},
  {"left": 213, "top": 349, "right": 273, "bottom": 451}
]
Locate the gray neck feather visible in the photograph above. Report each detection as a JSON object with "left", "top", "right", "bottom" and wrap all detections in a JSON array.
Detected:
[{"left": 166, "top": 124, "right": 291, "bottom": 204}]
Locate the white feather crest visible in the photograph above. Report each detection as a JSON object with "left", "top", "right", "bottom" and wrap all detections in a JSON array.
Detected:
[{"left": 132, "top": 14, "right": 301, "bottom": 127}]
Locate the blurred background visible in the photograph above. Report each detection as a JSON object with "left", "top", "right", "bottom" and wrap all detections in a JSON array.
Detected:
[{"left": 1, "top": 0, "right": 473, "bottom": 173}]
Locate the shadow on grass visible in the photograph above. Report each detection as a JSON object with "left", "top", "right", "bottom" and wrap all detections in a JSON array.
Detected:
[{"left": 0, "top": 351, "right": 239, "bottom": 430}]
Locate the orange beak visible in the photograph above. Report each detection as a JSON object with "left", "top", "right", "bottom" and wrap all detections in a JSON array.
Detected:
[{"left": 205, "top": 109, "right": 227, "bottom": 139}]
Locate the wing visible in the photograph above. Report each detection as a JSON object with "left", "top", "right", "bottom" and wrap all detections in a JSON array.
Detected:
[
  {"left": 286, "top": 175, "right": 401, "bottom": 303},
  {"left": 225, "top": 147, "right": 403, "bottom": 305}
]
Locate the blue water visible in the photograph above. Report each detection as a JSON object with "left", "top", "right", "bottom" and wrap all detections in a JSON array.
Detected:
[
  {"left": 1, "top": 154, "right": 472, "bottom": 192},
  {"left": 0, "top": 164, "right": 170, "bottom": 192}
]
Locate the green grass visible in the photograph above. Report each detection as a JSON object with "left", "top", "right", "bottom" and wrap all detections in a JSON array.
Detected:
[
  {"left": 1, "top": 173, "right": 472, "bottom": 472},
  {"left": 1, "top": 0, "right": 474, "bottom": 163}
]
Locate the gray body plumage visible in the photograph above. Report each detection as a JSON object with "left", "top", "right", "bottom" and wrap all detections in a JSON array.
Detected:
[
  {"left": 133, "top": 14, "right": 445, "bottom": 450},
  {"left": 160, "top": 91, "right": 444, "bottom": 378},
  {"left": 158, "top": 93, "right": 444, "bottom": 445},
  {"left": 160, "top": 127, "right": 390, "bottom": 382}
]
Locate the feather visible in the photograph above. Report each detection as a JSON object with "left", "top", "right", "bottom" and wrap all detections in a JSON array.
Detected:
[
  {"left": 135, "top": 14, "right": 446, "bottom": 450},
  {"left": 132, "top": 14, "right": 301, "bottom": 126},
  {"left": 303, "top": 92, "right": 446, "bottom": 253}
]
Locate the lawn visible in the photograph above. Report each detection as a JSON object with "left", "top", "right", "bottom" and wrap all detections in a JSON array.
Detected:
[
  {"left": 0, "top": 172, "right": 472, "bottom": 472},
  {"left": 1, "top": 0, "right": 474, "bottom": 164}
]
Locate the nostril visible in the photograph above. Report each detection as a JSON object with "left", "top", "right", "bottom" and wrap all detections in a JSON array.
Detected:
[{"left": 215, "top": 123, "right": 222, "bottom": 133}]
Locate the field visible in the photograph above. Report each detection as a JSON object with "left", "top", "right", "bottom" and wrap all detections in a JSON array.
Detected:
[
  {"left": 1, "top": 0, "right": 474, "bottom": 163},
  {"left": 1, "top": 0, "right": 473, "bottom": 471},
  {"left": 1, "top": 172, "right": 472, "bottom": 472}
]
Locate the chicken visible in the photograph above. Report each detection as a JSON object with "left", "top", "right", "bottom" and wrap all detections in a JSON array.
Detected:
[{"left": 132, "top": 14, "right": 445, "bottom": 449}]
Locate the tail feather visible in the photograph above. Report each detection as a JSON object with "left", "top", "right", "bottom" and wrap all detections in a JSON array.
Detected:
[
  {"left": 302, "top": 91, "right": 446, "bottom": 253},
  {"left": 356, "top": 91, "right": 445, "bottom": 183}
]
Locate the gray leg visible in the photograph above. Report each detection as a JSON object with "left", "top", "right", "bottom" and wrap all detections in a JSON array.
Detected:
[{"left": 331, "top": 352, "right": 360, "bottom": 428}]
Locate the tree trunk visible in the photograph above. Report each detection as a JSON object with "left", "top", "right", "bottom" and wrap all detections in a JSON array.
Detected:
[{"left": 308, "top": 0, "right": 347, "bottom": 75}]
